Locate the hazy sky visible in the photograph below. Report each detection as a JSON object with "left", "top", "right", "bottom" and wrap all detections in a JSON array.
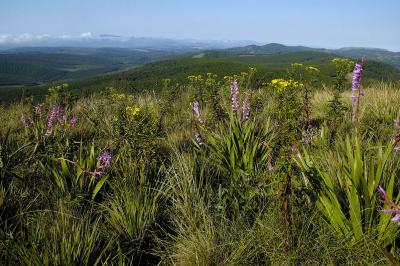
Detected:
[{"left": 1, "top": 0, "right": 399, "bottom": 51}]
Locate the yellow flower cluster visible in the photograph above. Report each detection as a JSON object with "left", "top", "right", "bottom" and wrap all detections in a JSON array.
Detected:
[
  {"left": 205, "top": 73, "right": 218, "bottom": 86},
  {"left": 332, "top": 57, "right": 354, "bottom": 67},
  {"left": 224, "top": 75, "right": 233, "bottom": 82},
  {"left": 306, "top": 66, "right": 320, "bottom": 73},
  {"left": 187, "top": 75, "right": 203, "bottom": 82},
  {"left": 48, "top": 83, "right": 69, "bottom": 94},
  {"left": 207, "top": 73, "right": 217, "bottom": 79},
  {"left": 125, "top": 106, "right": 140, "bottom": 117},
  {"left": 223, "top": 67, "right": 257, "bottom": 84},
  {"left": 291, "top": 63, "right": 304, "bottom": 68},
  {"left": 248, "top": 67, "right": 257, "bottom": 74},
  {"left": 111, "top": 93, "right": 134, "bottom": 102},
  {"left": 271, "top": 78, "right": 304, "bottom": 90}
]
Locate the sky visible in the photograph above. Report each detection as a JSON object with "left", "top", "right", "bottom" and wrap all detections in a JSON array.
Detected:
[{"left": 0, "top": 0, "right": 399, "bottom": 51}]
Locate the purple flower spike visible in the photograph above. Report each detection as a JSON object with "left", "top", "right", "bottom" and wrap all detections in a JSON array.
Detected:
[
  {"left": 45, "top": 105, "right": 66, "bottom": 136},
  {"left": 230, "top": 80, "right": 239, "bottom": 114},
  {"left": 69, "top": 115, "right": 78, "bottom": 127},
  {"left": 303, "top": 131, "right": 313, "bottom": 145},
  {"left": 56, "top": 106, "right": 65, "bottom": 124},
  {"left": 378, "top": 186, "right": 387, "bottom": 197},
  {"left": 391, "top": 214, "right": 400, "bottom": 222},
  {"left": 241, "top": 95, "right": 250, "bottom": 122},
  {"left": 383, "top": 209, "right": 397, "bottom": 214},
  {"left": 193, "top": 99, "right": 204, "bottom": 124},
  {"left": 45, "top": 106, "right": 59, "bottom": 137},
  {"left": 392, "top": 120, "right": 400, "bottom": 151},
  {"left": 395, "top": 120, "right": 400, "bottom": 129},
  {"left": 35, "top": 103, "right": 44, "bottom": 117},
  {"left": 379, "top": 185, "right": 400, "bottom": 225},
  {"left": 86, "top": 150, "right": 112, "bottom": 179},
  {"left": 97, "top": 151, "right": 112, "bottom": 170},
  {"left": 351, "top": 59, "right": 365, "bottom": 126},
  {"left": 195, "top": 131, "right": 205, "bottom": 145},
  {"left": 351, "top": 63, "right": 363, "bottom": 93},
  {"left": 21, "top": 113, "right": 33, "bottom": 128}
]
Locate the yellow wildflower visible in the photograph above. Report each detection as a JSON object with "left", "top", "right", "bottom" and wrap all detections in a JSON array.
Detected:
[
  {"left": 332, "top": 57, "right": 354, "bottom": 67},
  {"left": 291, "top": 63, "right": 303, "bottom": 69},
  {"left": 125, "top": 106, "right": 140, "bottom": 117},
  {"left": 306, "top": 66, "right": 320, "bottom": 73},
  {"left": 248, "top": 67, "right": 257, "bottom": 73},
  {"left": 270, "top": 78, "right": 303, "bottom": 91},
  {"left": 112, "top": 93, "right": 126, "bottom": 100}
]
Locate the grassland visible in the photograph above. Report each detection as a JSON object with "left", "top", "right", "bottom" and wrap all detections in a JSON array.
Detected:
[{"left": 1, "top": 57, "right": 400, "bottom": 265}]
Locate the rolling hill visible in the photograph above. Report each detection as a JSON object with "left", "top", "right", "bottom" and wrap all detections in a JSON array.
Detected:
[
  {"left": 1, "top": 43, "right": 400, "bottom": 88},
  {"left": 0, "top": 47, "right": 175, "bottom": 86},
  {"left": 2, "top": 49, "right": 399, "bottom": 103}
]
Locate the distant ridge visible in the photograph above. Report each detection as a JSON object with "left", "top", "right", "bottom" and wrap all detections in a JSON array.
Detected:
[
  {"left": 0, "top": 34, "right": 259, "bottom": 52},
  {"left": 225, "top": 43, "right": 323, "bottom": 54},
  {"left": 223, "top": 43, "right": 400, "bottom": 69},
  {"left": 1, "top": 42, "right": 399, "bottom": 89},
  {"left": 220, "top": 43, "right": 400, "bottom": 69}
]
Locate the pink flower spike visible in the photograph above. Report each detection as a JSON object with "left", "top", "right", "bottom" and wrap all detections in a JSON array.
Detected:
[
  {"left": 391, "top": 214, "right": 400, "bottom": 221},
  {"left": 230, "top": 80, "right": 239, "bottom": 114},
  {"left": 383, "top": 209, "right": 397, "bottom": 214},
  {"left": 378, "top": 186, "right": 387, "bottom": 196}
]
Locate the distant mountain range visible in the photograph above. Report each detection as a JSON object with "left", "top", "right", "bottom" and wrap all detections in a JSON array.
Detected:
[
  {"left": 0, "top": 34, "right": 259, "bottom": 52},
  {"left": 223, "top": 43, "right": 400, "bottom": 69},
  {"left": 1, "top": 35, "right": 399, "bottom": 68}
]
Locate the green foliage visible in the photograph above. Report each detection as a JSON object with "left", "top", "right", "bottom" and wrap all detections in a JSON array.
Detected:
[
  {"left": 193, "top": 76, "right": 273, "bottom": 218},
  {"left": 102, "top": 168, "right": 161, "bottom": 263},
  {"left": 46, "top": 83, "right": 70, "bottom": 105},
  {"left": 40, "top": 142, "right": 110, "bottom": 200},
  {"left": 0, "top": 129, "right": 33, "bottom": 184},
  {"left": 327, "top": 58, "right": 354, "bottom": 135},
  {"left": 295, "top": 135, "right": 400, "bottom": 248},
  {"left": 200, "top": 115, "right": 272, "bottom": 216},
  {"left": 11, "top": 203, "right": 105, "bottom": 265}
]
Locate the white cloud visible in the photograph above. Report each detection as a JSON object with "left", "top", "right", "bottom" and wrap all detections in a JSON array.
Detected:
[
  {"left": 80, "top": 32, "right": 93, "bottom": 38},
  {"left": 0, "top": 33, "right": 97, "bottom": 44}
]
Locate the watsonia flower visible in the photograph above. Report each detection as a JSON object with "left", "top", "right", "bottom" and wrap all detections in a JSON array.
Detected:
[
  {"left": 230, "top": 80, "right": 239, "bottom": 114},
  {"left": 378, "top": 186, "right": 400, "bottom": 225},
  {"left": 69, "top": 115, "right": 78, "bottom": 127},
  {"left": 195, "top": 131, "right": 205, "bottom": 145},
  {"left": 193, "top": 99, "right": 204, "bottom": 124},
  {"left": 97, "top": 151, "right": 112, "bottom": 170},
  {"left": 88, "top": 150, "right": 113, "bottom": 178},
  {"left": 351, "top": 58, "right": 365, "bottom": 126},
  {"left": 45, "top": 105, "right": 63, "bottom": 137},
  {"left": 21, "top": 113, "right": 33, "bottom": 128},
  {"left": 57, "top": 106, "right": 65, "bottom": 123},
  {"left": 351, "top": 62, "right": 363, "bottom": 92},
  {"left": 303, "top": 131, "right": 313, "bottom": 145},
  {"left": 34, "top": 103, "right": 44, "bottom": 117},
  {"left": 392, "top": 119, "right": 400, "bottom": 151}
]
